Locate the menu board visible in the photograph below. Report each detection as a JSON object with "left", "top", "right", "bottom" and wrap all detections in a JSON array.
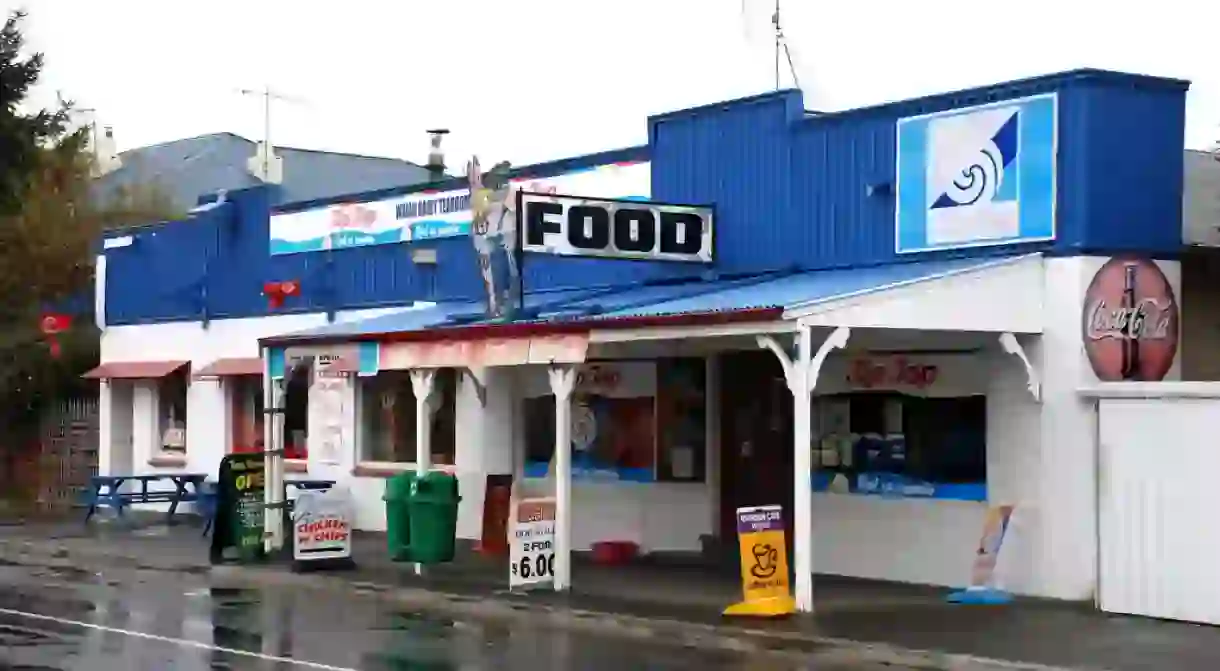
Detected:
[{"left": 210, "top": 453, "right": 266, "bottom": 564}]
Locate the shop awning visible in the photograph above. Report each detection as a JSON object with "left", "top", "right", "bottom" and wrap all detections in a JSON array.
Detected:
[
  {"left": 82, "top": 360, "right": 189, "bottom": 380},
  {"left": 193, "top": 357, "right": 263, "bottom": 378},
  {"left": 380, "top": 334, "right": 589, "bottom": 369},
  {"left": 261, "top": 254, "right": 1043, "bottom": 352}
]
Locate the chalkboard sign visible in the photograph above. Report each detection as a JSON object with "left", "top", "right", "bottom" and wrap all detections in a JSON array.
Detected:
[{"left": 210, "top": 453, "right": 267, "bottom": 564}]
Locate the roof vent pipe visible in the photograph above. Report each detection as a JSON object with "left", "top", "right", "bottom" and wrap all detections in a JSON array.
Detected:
[{"left": 426, "top": 129, "right": 449, "bottom": 182}]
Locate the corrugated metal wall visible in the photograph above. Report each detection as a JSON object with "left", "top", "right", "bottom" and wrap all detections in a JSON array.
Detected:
[{"left": 103, "top": 69, "right": 1189, "bottom": 326}]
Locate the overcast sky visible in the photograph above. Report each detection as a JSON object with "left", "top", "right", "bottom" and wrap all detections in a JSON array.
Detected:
[{"left": 8, "top": 1, "right": 1218, "bottom": 169}]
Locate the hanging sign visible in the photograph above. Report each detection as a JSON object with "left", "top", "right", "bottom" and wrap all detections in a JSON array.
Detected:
[
  {"left": 209, "top": 452, "right": 266, "bottom": 565},
  {"left": 509, "top": 497, "right": 556, "bottom": 589},
  {"left": 521, "top": 192, "right": 714, "bottom": 263},
  {"left": 723, "top": 504, "right": 795, "bottom": 617},
  {"left": 292, "top": 487, "right": 355, "bottom": 569},
  {"left": 847, "top": 356, "right": 939, "bottom": 389}
]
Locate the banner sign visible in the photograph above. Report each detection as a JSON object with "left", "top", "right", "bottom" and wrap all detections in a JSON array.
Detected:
[
  {"left": 292, "top": 487, "right": 354, "bottom": 564},
  {"left": 723, "top": 504, "right": 795, "bottom": 617},
  {"left": 209, "top": 452, "right": 266, "bottom": 564},
  {"left": 520, "top": 193, "right": 714, "bottom": 263},
  {"left": 969, "top": 504, "right": 1014, "bottom": 589},
  {"left": 948, "top": 504, "right": 1016, "bottom": 604},
  {"left": 268, "top": 161, "right": 650, "bottom": 255},
  {"left": 509, "top": 497, "right": 556, "bottom": 589}
]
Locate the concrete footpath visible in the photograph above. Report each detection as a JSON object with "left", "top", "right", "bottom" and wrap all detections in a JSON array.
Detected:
[{"left": 1, "top": 518, "right": 1217, "bottom": 671}]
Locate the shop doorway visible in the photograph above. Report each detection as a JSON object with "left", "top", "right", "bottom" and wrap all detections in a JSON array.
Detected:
[{"left": 718, "top": 351, "right": 794, "bottom": 543}]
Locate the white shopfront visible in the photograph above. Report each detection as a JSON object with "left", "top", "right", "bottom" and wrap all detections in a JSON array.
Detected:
[{"left": 91, "top": 251, "right": 1184, "bottom": 611}]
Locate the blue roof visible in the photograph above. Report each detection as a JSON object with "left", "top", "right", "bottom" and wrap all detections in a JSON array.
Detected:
[
  {"left": 599, "top": 255, "right": 1016, "bottom": 320},
  {"left": 266, "top": 255, "right": 1028, "bottom": 344},
  {"left": 94, "top": 133, "right": 436, "bottom": 212}
]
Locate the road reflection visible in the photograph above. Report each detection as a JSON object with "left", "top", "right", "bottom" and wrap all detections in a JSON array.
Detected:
[{"left": 0, "top": 563, "right": 839, "bottom": 670}]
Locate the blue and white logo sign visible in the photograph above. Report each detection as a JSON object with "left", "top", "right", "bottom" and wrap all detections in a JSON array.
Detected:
[{"left": 895, "top": 93, "right": 1057, "bottom": 254}]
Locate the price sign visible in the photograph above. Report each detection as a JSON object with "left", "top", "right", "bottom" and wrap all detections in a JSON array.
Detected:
[{"left": 509, "top": 497, "right": 556, "bottom": 589}]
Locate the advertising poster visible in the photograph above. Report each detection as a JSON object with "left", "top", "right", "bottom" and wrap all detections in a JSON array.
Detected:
[
  {"left": 268, "top": 161, "right": 650, "bottom": 255},
  {"left": 509, "top": 498, "right": 556, "bottom": 589},
  {"left": 523, "top": 362, "right": 657, "bottom": 482}
]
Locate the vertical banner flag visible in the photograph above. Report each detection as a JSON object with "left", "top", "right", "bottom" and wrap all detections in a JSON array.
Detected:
[{"left": 947, "top": 504, "right": 1016, "bottom": 604}]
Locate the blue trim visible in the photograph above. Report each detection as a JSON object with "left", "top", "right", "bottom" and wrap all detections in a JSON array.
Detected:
[
  {"left": 523, "top": 461, "right": 654, "bottom": 483},
  {"left": 267, "top": 348, "right": 286, "bottom": 380},
  {"left": 271, "top": 145, "right": 650, "bottom": 215},
  {"left": 357, "top": 342, "right": 379, "bottom": 376},
  {"left": 811, "top": 471, "right": 986, "bottom": 502}
]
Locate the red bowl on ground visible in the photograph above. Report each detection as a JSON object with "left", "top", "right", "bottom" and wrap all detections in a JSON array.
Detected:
[{"left": 591, "top": 541, "right": 639, "bottom": 565}]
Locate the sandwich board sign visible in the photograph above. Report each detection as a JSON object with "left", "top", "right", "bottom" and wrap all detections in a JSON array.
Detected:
[
  {"left": 509, "top": 497, "right": 555, "bottom": 589},
  {"left": 291, "top": 487, "right": 356, "bottom": 572}
]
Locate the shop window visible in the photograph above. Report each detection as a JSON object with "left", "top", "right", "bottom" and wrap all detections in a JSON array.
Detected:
[
  {"left": 229, "top": 376, "right": 265, "bottom": 454},
  {"left": 358, "top": 369, "right": 456, "bottom": 465},
  {"left": 283, "top": 364, "right": 310, "bottom": 460},
  {"left": 524, "top": 361, "right": 664, "bottom": 483},
  {"left": 158, "top": 370, "right": 188, "bottom": 453},
  {"left": 812, "top": 392, "right": 986, "bottom": 501}
]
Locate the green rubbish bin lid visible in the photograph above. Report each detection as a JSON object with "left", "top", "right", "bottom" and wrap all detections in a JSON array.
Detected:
[
  {"left": 414, "top": 471, "right": 460, "bottom": 499},
  {"left": 383, "top": 471, "right": 419, "bottom": 502}
]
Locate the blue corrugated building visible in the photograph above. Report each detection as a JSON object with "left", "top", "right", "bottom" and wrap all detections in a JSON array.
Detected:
[{"left": 99, "top": 69, "right": 1187, "bottom": 326}]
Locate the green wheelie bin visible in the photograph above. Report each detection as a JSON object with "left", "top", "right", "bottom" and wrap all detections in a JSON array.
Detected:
[
  {"left": 383, "top": 471, "right": 418, "bottom": 562},
  {"left": 407, "top": 471, "right": 461, "bottom": 564}
]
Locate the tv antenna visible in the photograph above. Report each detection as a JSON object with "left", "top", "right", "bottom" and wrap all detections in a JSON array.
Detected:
[
  {"left": 237, "top": 86, "right": 308, "bottom": 176},
  {"left": 770, "top": 0, "right": 801, "bottom": 91},
  {"left": 741, "top": 0, "right": 802, "bottom": 92}
]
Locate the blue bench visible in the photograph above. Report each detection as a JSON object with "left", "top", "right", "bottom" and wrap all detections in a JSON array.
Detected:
[{"left": 84, "top": 473, "right": 208, "bottom": 525}]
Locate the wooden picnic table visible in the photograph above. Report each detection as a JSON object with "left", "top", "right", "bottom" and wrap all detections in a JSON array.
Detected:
[{"left": 84, "top": 472, "right": 208, "bottom": 524}]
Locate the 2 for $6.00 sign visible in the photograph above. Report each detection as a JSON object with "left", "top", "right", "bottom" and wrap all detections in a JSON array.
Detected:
[{"left": 509, "top": 498, "right": 556, "bottom": 589}]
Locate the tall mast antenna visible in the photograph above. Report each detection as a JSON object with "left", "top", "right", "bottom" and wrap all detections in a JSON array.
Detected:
[
  {"left": 773, "top": 0, "right": 781, "bottom": 90},
  {"left": 238, "top": 86, "right": 307, "bottom": 178}
]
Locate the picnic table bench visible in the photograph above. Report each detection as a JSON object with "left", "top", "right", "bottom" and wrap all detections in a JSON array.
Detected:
[{"left": 84, "top": 473, "right": 208, "bottom": 524}]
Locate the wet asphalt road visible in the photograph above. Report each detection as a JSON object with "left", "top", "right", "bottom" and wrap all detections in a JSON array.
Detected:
[{"left": 0, "top": 561, "right": 911, "bottom": 670}]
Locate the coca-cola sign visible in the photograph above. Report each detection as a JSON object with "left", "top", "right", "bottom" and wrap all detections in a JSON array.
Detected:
[{"left": 1081, "top": 258, "right": 1179, "bottom": 382}]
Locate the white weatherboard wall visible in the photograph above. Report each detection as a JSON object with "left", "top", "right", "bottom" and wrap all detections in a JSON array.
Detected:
[
  {"left": 97, "top": 307, "right": 412, "bottom": 486},
  {"left": 799, "top": 255, "right": 1181, "bottom": 599},
  {"left": 989, "top": 257, "right": 1181, "bottom": 601},
  {"left": 1088, "top": 385, "right": 1220, "bottom": 625}
]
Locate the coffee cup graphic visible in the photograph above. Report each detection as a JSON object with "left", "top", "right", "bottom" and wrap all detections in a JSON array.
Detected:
[{"left": 749, "top": 543, "right": 779, "bottom": 579}]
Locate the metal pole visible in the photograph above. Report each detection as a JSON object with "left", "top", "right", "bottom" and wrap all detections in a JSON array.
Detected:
[
  {"left": 263, "top": 86, "right": 272, "bottom": 179},
  {"left": 773, "top": 0, "right": 781, "bottom": 89}
]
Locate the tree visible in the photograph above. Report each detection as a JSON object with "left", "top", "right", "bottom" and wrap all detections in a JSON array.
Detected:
[
  {"left": 0, "top": 10, "right": 69, "bottom": 217},
  {"left": 0, "top": 11, "right": 177, "bottom": 432}
]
